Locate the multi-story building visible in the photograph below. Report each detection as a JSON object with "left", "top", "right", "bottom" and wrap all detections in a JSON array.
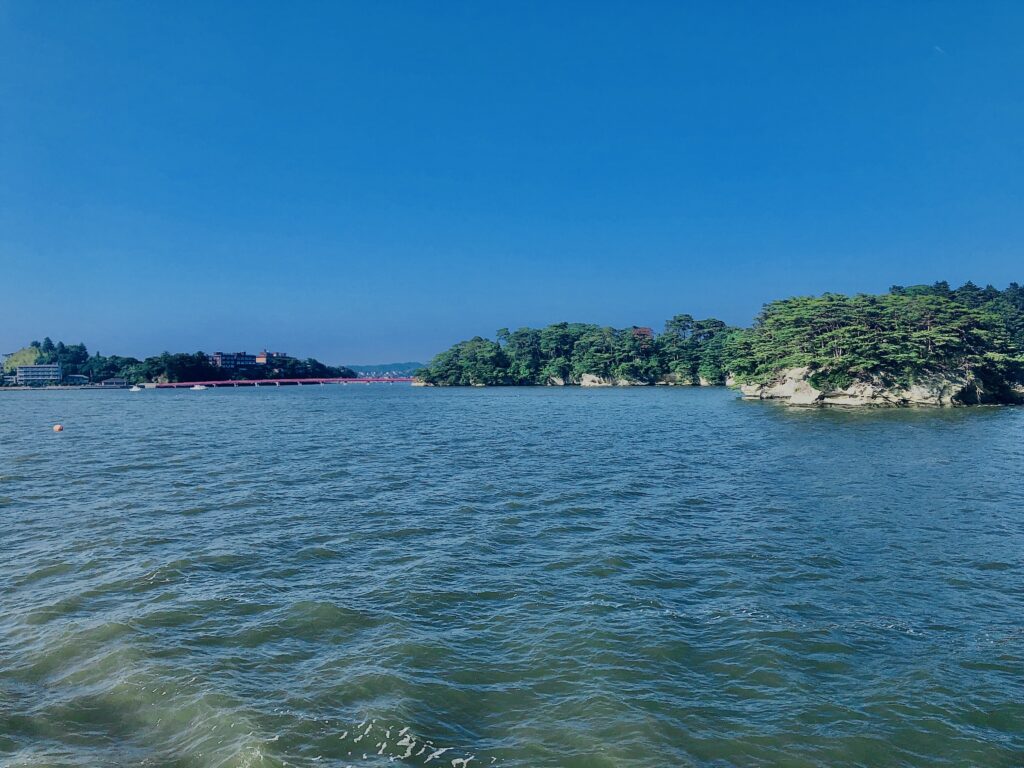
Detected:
[
  {"left": 255, "top": 350, "right": 288, "bottom": 364},
  {"left": 15, "top": 364, "right": 62, "bottom": 386},
  {"left": 210, "top": 351, "right": 260, "bottom": 369}
]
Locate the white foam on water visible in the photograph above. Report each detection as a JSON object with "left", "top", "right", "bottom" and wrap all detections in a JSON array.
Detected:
[
  {"left": 425, "top": 746, "right": 450, "bottom": 762},
  {"left": 324, "top": 719, "right": 494, "bottom": 766}
]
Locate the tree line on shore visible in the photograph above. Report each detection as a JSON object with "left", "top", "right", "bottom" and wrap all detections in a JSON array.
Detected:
[
  {"left": 1, "top": 340, "right": 356, "bottom": 384},
  {"left": 414, "top": 281, "right": 1024, "bottom": 395}
]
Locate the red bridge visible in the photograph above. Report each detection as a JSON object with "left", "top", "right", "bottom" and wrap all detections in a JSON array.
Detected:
[{"left": 155, "top": 377, "right": 413, "bottom": 389}]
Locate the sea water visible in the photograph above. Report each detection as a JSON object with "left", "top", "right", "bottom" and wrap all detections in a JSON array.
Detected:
[{"left": 1, "top": 386, "right": 1022, "bottom": 766}]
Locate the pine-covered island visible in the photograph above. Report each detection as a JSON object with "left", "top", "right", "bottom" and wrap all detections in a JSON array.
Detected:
[{"left": 414, "top": 281, "right": 1024, "bottom": 407}]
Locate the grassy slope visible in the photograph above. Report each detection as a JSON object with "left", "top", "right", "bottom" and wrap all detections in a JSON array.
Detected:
[{"left": 2, "top": 347, "right": 41, "bottom": 373}]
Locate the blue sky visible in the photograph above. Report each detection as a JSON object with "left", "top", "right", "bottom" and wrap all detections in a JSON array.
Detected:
[{"left": 2, "top": 2, "right": 1022, "bottom": 364}]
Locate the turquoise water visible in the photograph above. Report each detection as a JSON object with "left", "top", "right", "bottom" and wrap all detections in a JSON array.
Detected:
[{"left": 1, "top": 386, "right": 1022, "bottom": 767}]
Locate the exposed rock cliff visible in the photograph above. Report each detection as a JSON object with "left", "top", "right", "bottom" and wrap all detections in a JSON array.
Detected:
[
  {"left": 738, "top": 367, "right": 1016, "bottom": 407},
  {"left": 544, "top": 373, "right": 655, "bottom": 386},
  {"left": 579, "top": 374, "right": 654, "bottom": 386}
]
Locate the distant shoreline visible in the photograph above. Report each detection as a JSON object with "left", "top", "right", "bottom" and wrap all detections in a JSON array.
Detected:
[{"left": 1, "top": 378, "right": 413, "bottom": 391}]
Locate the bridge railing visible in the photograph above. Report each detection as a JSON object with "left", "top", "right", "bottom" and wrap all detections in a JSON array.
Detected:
[{"left": 154, "top": 377, "right": 414, "bottom": 388}]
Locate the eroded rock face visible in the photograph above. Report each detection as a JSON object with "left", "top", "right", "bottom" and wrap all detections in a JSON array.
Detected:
[
  {"left": 740, "top": 367, "right": 823, "bottom": 404},
  {"left": 739, "top": 367, "right": 999, "bottom": 407},
  {"left": 577, "top": 374, "right": 653, "bottom": 386},
  {"left": 656, "top": 374, "right": 724, "bottom": 386},
  {"left": 546, "top": 374, "right": 655, "bottom": 386},
  {"left": 657, "top": 373, "right": 697, "bottom": 385}
]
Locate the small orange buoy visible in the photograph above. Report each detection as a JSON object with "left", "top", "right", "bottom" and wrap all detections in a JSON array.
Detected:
[{"left": 53, "top": 424, "right": 63, "bottom": 432}]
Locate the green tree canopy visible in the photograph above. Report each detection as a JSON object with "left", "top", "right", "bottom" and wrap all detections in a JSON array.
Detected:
[
  {"left": 416, "top": 318, "right": 733, "bottom": 385},
  {"left": 416, "top": 282, "right": 1024, "bottom": 394},
  {"left": 725, "top": 286, "right": 1023, "bottom": 393}
]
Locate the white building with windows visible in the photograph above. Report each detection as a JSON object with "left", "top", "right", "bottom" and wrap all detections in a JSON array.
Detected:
[
  {"left": 210, "top": 351, "right": 260, "bottom": 369},
  {"left": 15, "top": 364, "right": 62, "bottom": 385}
]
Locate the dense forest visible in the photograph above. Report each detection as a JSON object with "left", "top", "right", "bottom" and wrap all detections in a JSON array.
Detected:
[
  {"left": 1, "top": 339, "right": 356, "bottom": 384},
  {"left": 417, "top": 317, "right": 736, "bottom": 387},
  {"left": 415, "top": 282, "right": 1024, "bottom": 396}
]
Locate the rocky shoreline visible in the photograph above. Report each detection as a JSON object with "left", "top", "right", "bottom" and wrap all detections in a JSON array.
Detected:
[
  {"left": 413, "top": 367, "right": 1024, "bottom": 407},
  {"left": 739, "top": 367, "right": 1024, "bottom": 407},
  {"left": 414, "top": 373, "right": 720, "bottom": 388}
]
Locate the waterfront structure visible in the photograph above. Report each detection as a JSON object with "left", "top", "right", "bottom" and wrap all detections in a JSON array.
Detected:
[
  {"left": 154, "top": 376, "right": 407, "bottom": 388},
  {"left": 15, "top": 364, "right": 63, "bottom": 385},
  {"left": 99, "top": 377, "right": 128, "bottom": 388},
  {"left": 210, "top": 351, "right": 260, "bottom": 369}
]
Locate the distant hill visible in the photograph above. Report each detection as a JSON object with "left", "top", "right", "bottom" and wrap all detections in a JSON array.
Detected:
[
  {"left": 347, "top": 362, "right": 424, "bottom": 375},
  {"left": 2, "top": 346, "right": 41, "bottom": 372}
]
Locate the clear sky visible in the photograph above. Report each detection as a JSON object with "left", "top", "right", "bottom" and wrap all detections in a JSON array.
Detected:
[{"left": 2, "top": 2, "right": 1022, "bottom": 364}]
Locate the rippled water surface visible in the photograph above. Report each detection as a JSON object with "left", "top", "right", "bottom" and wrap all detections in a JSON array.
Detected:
[{"left": 2, "top": 386, "right": 1023, "bottom": 767}]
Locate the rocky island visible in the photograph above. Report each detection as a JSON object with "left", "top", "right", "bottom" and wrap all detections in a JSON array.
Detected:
[{"left": 414, "top": 281, "right": 1024, "bottom": 407}]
